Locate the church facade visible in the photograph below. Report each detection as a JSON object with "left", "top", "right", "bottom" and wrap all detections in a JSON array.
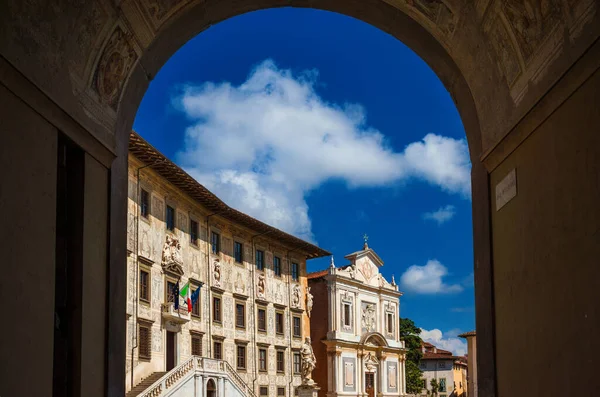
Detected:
[
  {"left": 125, "top": 131, "right": 329, "bottom": 395},
  {"left": 308, "top": 243, "right": 407, "bottom": 397}
]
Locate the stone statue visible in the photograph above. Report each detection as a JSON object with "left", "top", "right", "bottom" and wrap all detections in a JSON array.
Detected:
[
  {"left": 257, "top": 273, "right": 266, "bottom": 298},
  {"left": 301, "top": 337, "right": 316, "bottom": 385},
  {"left": 306, "top": 286, "right": 313, "bottom": 318},
  {"left": 161, "top": 234, "right": 183, "bottom": 275},
  {"left": 213, "top": 259, "right": 221, "bottom": 288},
  {"left": 291, "top": 285, "right": 301, "bottom": 308},
  {"left": 362, "top": 304, "right": 376, "bottom": 332},
  {"left": 234, "top": 272, "right": 245, "bottom": 294},
  {"left": 348, "top": 263, "right": 356, "bottom": 279}
]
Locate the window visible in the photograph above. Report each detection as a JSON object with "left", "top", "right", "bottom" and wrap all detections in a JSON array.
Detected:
[
  {"left": 139, "top": 268, "right": 150, "bottom": 302},
  {"left": 140, "top": 189, "right": 150, "bottom": 218},
  {"left": 211, "top": 231, "right": 220, "bottom": 254},
  {"left": 439, "top": 361, "right": 446, "bottom": 369},
  {"left": 234, "top": 241, "right": 243, "bottom": 263},
  {"left": 422, "top": 379, "right": 427, "bottom": 389},
  {"left": 190, "top": 219, "right": 198, "bottom": 245},
  {"left": 237, "top": 345, "right": 246, "bottom": 369},
  {"left": 387, "top": 313, "right": 394, "bottom": 333},
  {"left": 275, "top": 312, "right": 284, "bottom": 334},
  {"left": 213, "top": 296, "right": 221, "bottom": 323},
  {"left": 166, "top": 205, "right": 175, "bottom": 231},
  {"left": 420, "top": 362, "right": 427, "bottom": 369},
  {"left": 259, "top": 387, "right": 268, "bottom": 397},
  {"left": 274, "top": 256, "right": 281, "bottom": 276},
  {"left": 166, "top": 280, "right": 177, "bottom": 303},
  {"left": 191, "top": 333, "right": 202, "bottom": 356},
  {"left": 293, "top": 316, "right": 301, "bottom": 337},
  {"left": 259, "top": 348, "right": 267, "bottom": 371},
  {"left": 138, "top": 323, "right": 151, "bottom": 360},
  {"left": 191, "top": 286, "right": 200, "bottom": 317},
  {"left": 294, "top": 388, "right": 299, "bottom": 396},
  {"left": 236, "top": 302, "right": 246, "bottom": 328},
  {"left": 293, "top": 352, "right": 301, "bottom": 374},
  {"left": 213, "top": 341, "right": 222, "bottom": 359},
  {"left": 276, "top": 350, "right": 285, "bottom": 372},
  {"left": 256, "top": 250, "right": 264, "bottom": 271},
  {"left": 257, "top": 308, "right": 266, "bottom": 332},
  {"left": 291, "top": 263, "right": 299, "bottom": 281},
  {"left": 343, "top": 303, "right": 351, "bottom": 327},
  {"left": 277, "top": 387, "right": 285, "bottom": 397},
  {"left": 439, "top": 378, "right": 447, "bottom": 392}
]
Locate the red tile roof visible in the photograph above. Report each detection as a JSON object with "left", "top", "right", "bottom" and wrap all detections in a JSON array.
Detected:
[
  {"left": 458, "top": 330, "right": 476, "bottom": 338},
  {"left": 307, "top": 269, "right": 330, "bottom": 279}
]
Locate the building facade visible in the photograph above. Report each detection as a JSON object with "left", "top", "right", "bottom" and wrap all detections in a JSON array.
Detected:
[
  {"left": 419, "top": 342, "right": 467, "bottom": 397},
  {"left": 458, "top": 331, "right": 476, "bottom": 397},
  {"left": 308, "top": 242, "right": 407, "bottom": 397},
  {"left": 125, "top": 132, "right": 330, "bottom": 395}
]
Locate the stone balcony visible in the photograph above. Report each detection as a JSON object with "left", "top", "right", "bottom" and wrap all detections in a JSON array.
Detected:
[{"left": 161, "top": 302, "right": 191, "bottom": 324}]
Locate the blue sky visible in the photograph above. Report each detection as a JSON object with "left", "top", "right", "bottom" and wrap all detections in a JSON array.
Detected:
[{"left": 134, "top": 8, "right": 474, "bottom": 355}]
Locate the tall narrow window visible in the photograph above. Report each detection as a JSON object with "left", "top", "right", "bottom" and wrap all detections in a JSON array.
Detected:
[
  {"left": 291, "top": 263, "right": 299, "bottom": 281},
  {"left": 293, "top": 352, "right": 301, "bottom": 374},
  {"left": 293, "top": 316, "right": 301, "bottom": 337},
  {"left": 234, "top": 241, "right": 243, "bottom": 263},
  {"left": 213, "top": 341, "right": 222, "bottom": 359},
  {"left": 344, "top": 303, "right": 351, "bottom": 327},
  {"left": 138, "top": 323, "right": 151, "bottom": 360},
  {"left": 213, "top": 296, "right": 221, "bottom": 323},
  {"left": 256, "top": 250, "right": 264, "bottom": 271},
  {"left": 139, "top": 268, "right": 150, "bottom": 302},
  {"left": 259, "top": 348, "right": 267, "bottom": 371},
  {"left": 277, "top": 388, "right": 285, "bottom": 397},
  {"left": 211, "top": 231, "right": 220, "bottom": 254},
  {"left": 236, "top": 302, "right": 246, "bottom": 328},
  {"left": 166, "top": 205, "right": 175, "bottom": 231},
  {"left": 166, "top": 280, "right": 176, "bottom": 303},
  {"left": 276, "top": 312, "right": 284, "bottom": 334},
  {"left": 190, "top": 219, "right": 198, "bottom": 245},
  {"left": 140, "top": 189, "right": 150, "bottom": 218},
  {"left": 276, "top": 350, "right": 285, "bottom": 372},
  {"left": 191, "top": 333, "right": 202, "bottom": 356},
  {"left": 257, "top": 308, "right": 266, "bottom": 332},
  {"left": 237, "top": 345, "right": 246, "bottom": 369},
  {"left": 274, "top": 256, "right": 281, "bottom": 276},
  {"left": 387, "top": 313, "right": 394, "bottom": 333}
]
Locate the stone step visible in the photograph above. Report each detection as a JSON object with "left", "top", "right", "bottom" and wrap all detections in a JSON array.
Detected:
[{"left": 126, "top": 372, "right": 167, "bottom": 397}]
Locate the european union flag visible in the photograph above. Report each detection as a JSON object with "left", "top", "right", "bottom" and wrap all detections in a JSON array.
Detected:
[
  {"left": 173, "top": 281, "right": 180, "bottom": 310},
  {"left": 191, "top": 286, "right": 201, "bottom": 305}
]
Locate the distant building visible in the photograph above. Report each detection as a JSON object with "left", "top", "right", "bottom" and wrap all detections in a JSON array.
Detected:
[
  {"left": 307, "top": 240, "right": 407, "bottom": 397},
  {"left": 458, "top": 331, "right": 477, "bottom": 397},
  {"left": 419, "top": 342, "right": 467, "bottom": 397}
]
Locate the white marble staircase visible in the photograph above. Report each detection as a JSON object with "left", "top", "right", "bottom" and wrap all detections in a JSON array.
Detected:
[{"left": 135, "top": 356, "right": 257, "bottom": 397}]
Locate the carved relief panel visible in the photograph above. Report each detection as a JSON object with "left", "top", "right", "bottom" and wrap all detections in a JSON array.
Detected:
[
  {"left": 361, "top": 302, "right": 377, "bottom": 333},
  {"left": 343, "top": 357, "right": 356, "bottom": 391},
  {"left": 387, "top": 361, "right": 398, "bottom": 391}
]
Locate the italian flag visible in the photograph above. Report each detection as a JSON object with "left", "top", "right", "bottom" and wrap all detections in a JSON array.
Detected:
[{"left": 179, "top": 281, "right": 192, "bottom": 313}]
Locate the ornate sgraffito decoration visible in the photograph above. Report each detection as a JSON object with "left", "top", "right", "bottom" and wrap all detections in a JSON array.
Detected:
[
  {"left": 234, "top": 271, "right": 246, "bottom": 294},
  {"left": 161, "top": 234, "right": 183, "bottom": 275},
  {"left": 146, "top": 0, "right": 190, "bottom": 27},
  {"left": 404, "top": 0, "right": 458, "bottom": 36},
  {"left": 501, "top": 0, "right": 562, "bottom": 64},
  {"left": 364, "top": 352, "right": 379, "bottom": 372},
  {"left": 93, "top": 25, "right": 137, "bottom": 109},
  {"left": 257, "top": 273, "right": 266, "bottom": 299},
  {"left": 212, "top": 259, "right": 221, "bottom": 288}
]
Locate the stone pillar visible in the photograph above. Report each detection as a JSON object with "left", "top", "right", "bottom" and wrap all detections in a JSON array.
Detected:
[{"left": 298, "top": 384, "right": 320, "bottom": 397}]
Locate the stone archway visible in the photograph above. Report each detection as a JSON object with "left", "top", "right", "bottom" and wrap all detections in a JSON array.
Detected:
[{"left": 1, "top": 1, "right": 599, "bottom": 397}]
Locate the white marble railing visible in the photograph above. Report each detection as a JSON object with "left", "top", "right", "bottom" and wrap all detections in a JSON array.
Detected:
[{"left": 137, "top": 356, "right": 253, "bottom": 397}]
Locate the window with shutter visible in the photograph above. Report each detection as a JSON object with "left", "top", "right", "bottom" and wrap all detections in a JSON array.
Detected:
[{"left": 138, "top": 324, "right": 151, "bottom": 360}]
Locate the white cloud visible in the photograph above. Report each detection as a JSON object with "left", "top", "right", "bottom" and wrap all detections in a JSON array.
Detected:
[
  {"left": 176, "top": 60, "right": 471, "bottom": 240},
  {"left": 420, "top": 328, "right": 468, "bottom": 356},
  {"left": 400, "top": 259, "right": 463, "bottom": 294},
  {"left": 423, "top": 204, "right": 456, "bottom": 225}
]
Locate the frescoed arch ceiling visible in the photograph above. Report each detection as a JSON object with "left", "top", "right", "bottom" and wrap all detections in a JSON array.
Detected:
[{"left": 0, "top": 0, "right": 597, "bottom": 157}]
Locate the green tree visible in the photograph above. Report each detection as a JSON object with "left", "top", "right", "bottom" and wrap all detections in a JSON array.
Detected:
[
  {"left": 400, "top": 318, "right": 424, "bottom": 394},
  {"left": 430, "top": 379, "right": 439, "bottom": 396}
]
